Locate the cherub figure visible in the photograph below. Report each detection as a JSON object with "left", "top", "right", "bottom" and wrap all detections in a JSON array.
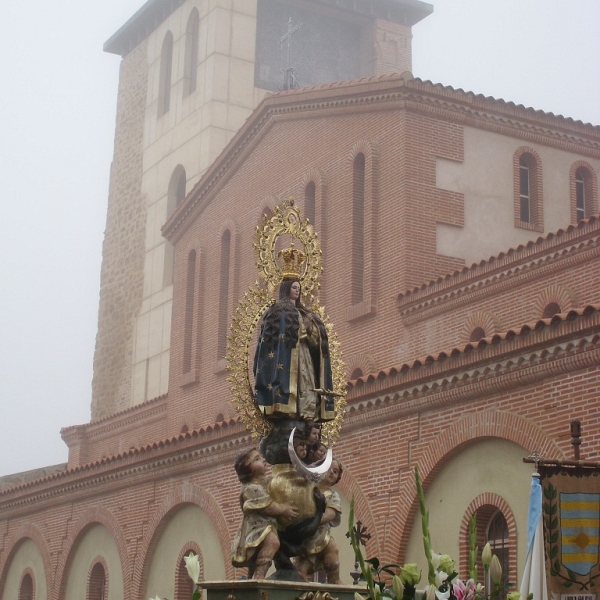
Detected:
[
  {"left": 307, "top": 442, "right": 328, "bottom": 465},
  {"left": 295, "top": 458, "right": 343, "bottom": 584},
  {"left": 231, "top": 448, "right": 298, "bottom": 579}
]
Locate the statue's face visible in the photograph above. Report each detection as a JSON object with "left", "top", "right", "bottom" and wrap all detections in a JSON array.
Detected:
[
  {"left": 307, "top": 427, "right": 320, "bottom": 446},
  {"left": 289, "top": 281, "right": 300, "bottom": 301},
  {"left": 326, "top": 460, "right": 341, "bottom": 486},
  {"left": 247, "top": 450, "right": 267, "bottom": 476}
]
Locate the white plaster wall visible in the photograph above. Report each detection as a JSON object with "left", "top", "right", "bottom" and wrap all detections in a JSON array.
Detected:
[
  {"left": 1, "top": 539, "right": 48, "bottom": 600},
  {"left": 131, "top": 0, "right": 266, "bottom": 405},
  {"left": 63, "top": 524, "right": 124, "bottom": 600},
  {"left": 403, "top": 438, "right": 532, "bottom": 587},
  {"left": 436, "top": 127, "right": 600, "bottom": 266},
  {"left": 144, "top": 504, "right": 226, "bottom": 599}
]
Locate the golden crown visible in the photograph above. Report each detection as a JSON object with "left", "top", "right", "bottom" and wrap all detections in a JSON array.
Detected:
[{"left": 278, "top": 242, "right": 306, "bottom": 280}]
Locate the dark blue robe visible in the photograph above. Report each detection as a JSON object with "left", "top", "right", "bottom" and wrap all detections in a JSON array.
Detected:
[{"left": 253, "top": 301, "right": 334, "bottom": 421}]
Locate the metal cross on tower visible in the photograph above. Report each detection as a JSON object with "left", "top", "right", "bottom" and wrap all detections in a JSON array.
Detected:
[{"left": 279, "top": 17, "right": 302, "bottom": 91}]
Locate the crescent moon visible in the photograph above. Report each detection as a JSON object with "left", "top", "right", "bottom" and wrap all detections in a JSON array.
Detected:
[{"left": 287, "top": 427, "right": 333, "bottom": 483}]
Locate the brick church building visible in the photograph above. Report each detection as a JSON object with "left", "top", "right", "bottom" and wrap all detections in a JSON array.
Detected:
[{"left": 1, "top": 1, "right": 599, "bottom": 599}]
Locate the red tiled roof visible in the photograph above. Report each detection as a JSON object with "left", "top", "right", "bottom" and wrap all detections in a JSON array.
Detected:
[
  {"left": 349, "top": 304, "right": 600, "bottom": 387},
  {"left": 1, "top": 417, "right": 242, "bottom": 496},
  {"left": 266, "top": 73, "right": 600, "bottom": 128},
  {"left": 398, "top": 215, "right": 600, "bottom": 301}
]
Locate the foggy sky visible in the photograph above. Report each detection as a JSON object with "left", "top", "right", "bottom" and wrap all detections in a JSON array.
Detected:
[{"left": 1, "top": 0, "right": 598, "bottom": 478}]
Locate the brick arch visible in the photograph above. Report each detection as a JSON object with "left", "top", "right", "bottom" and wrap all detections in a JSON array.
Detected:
[
  {"left": 335, "top": 461, "right": 383, "bottom": 560},
  {"left": 346, "top": 139, "right": 379, "bottom": 320},
  {"left": 458, "top": 494, "right": 517, "bottom": 580},
  {"left": 533, "top": 284, "right": 578, "bottom": 320},
  {"left": 255, "top": 196, "right": 278, "bottom": 225},
  {"left": 570, "top": 160, "right": 598, "bottom": 223},
  {"left": 175, "top": 541, "right": 203, "bottom": 599},
  {"left": 0, "top": 523, "right": 52, "bottom": 600},
  {"left": 345, "top": 352, "right": 375, "bottom": 380},
  {"left": 87, "top": 555, "right": 110, "bottom": 600},
  {"left": 462, "top": 311, "right": 502, "bottom": 343},
  {"left": 132, "top": 482, "right": 233, "bottom": 600},
  {"left": 19, "top": 567, "right": 36, "bottom": 600},
  {"left": 389, "top": 409, "right": 564, "bottom": 563},
  {"left": 300, "top": 169, "right": 327, "bottom": 226},
  {"left": 348, "top": 139, "right": 378, "bottom": 168},
  {"left": 216, "top": 219, "right": 240, "bottom": 368},
  {"left": 53, "top": 505, "right": 129, "bottom": 600}
]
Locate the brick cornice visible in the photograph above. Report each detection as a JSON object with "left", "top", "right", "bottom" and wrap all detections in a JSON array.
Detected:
[
  {"left": 62, "top": 396, "right": 167, "bottom": 445},
  {"left": 0, "top": 425, "right": 250, "bottom": 516},
  {"left": 163, "top": 74, "right": 600, "bottom": 244},
  {"left": 397, "top": 223, "right": 600, "bottom": 323},
  {"left": 345, "top": 312, "right": 600, "bottom": 427}
]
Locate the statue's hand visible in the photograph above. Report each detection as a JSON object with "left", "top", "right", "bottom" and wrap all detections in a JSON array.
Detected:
[{"left": 281, "top": 501, "right": 299, "bottom": 521}]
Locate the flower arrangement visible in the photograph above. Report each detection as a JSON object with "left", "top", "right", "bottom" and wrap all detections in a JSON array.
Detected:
[
  {"left": 148, "top": 551, "right": 201, "bottom": 600},
  {"left": 348, "top": 467, "right": 531, "bottom": 600}
]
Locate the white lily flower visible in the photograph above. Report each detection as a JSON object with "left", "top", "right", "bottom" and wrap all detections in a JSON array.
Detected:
[
  {"left": 434, "top": 571, "right": 448, "bottom": 588},
  {"left": 431, "top": 552, "right": 441, "bottom": 570},
  {"left": 184, "top": 551, "right": 201, "bottom": 585},
  {"left": 425, "top": 585, "right": 437, "bottom": 600}
]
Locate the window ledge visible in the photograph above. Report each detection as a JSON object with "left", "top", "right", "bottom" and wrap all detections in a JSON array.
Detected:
[
  {"left": 180, "top": 369, "right": 200, "bottom": 388},
  {"left": 514, "top": 219, "right": 543, "bottom": 232},
  {"left": 214, "top": 358, "right": 228, "bottom": 374},
  {"left": 346, "top": 299, "right": 376, "bottom": 322}
]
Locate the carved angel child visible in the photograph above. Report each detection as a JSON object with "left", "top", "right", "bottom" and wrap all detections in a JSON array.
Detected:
[
  {"left": 231, "top": 448, "right": 298, "bottom": 579},
  {"left": 295, "top": 458, "right": 343, "bottom": 584}
]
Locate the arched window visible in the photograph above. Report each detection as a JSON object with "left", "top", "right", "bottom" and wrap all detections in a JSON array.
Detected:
[
  {"left": 218, "top": 230, "right": 232, "bottom": 359},
  {"left": 305, "top": 181, "right": 316, "bottom": 226},
  {"left": 183, "top": 251, "right": 196, "bottom": 374},
  {"left": 519, "top": 156, "right": 531, "bottom": 223},
  {"left": 542, "top": 302, "right": 561, "bottom": 319},
  {"left": 469, "top": 505, "right": 510, "bottom": 600},
  {"left": 183, "top": 10, "right": 199, "bottom": 96},
  {"left": 352, "top": 153, "right": 365, "bottom": 305},
  {"left": 167, "top": 166, "right": 187, "bottom": 216},
  {"left": 158, "top": 31, "right": 174, "bottom": 117},
  {"left": 486, "top": 511, "right": 510, "bottom": 600},
  {"left": 87, "top": 561, "right": 107, "bottom": 600},
  {"left": 469, "top": 327, "right": 486, "bottom": 343},
  {"left": 570, "top": 164, "right": 597, "bottom": 224},
  {"left": 164, "top": 166, "right": 187, "bottom": 287},
  {"left": 350, "top": 367, "right": 363, "bottom": 380},
  {"left": 514, "top": 148, "right": 543, "bottom": 231},
  {"left": 175, "top": 548, "right": 202, "bottom": 600},
  {"left": 18, "top": 572, "right": 34, "bottom": 600}
]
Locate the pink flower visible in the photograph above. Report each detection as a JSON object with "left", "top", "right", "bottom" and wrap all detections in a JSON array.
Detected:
[{"left": 453, "top": 579, "right": 466, "bottom": 600}]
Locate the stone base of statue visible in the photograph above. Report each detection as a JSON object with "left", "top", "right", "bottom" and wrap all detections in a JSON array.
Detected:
[{"left": 201, "top": 579, "right": 366, "bottom": 600}]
